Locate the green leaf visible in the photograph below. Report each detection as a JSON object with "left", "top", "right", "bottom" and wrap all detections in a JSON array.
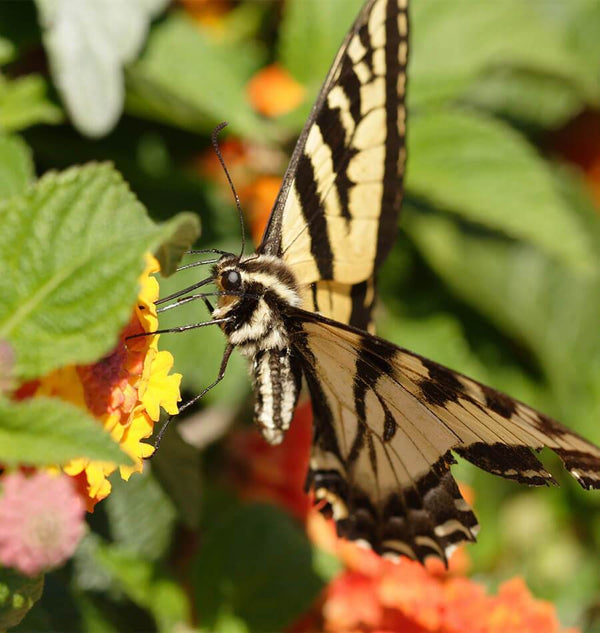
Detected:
[
  {"left": 567, "top": 0, "right": 600, "bottom": 81},
  {"left": 279, "top": 0, "right": 363, "bottom": 85},
  {"left": 0, "top": 396, "right": 132, "bottom": 467},
  {"left": 410, "top": 0, "right": 598, "bottom": 109},
  {"left": 0, "top": 37, "right": 15, "bottom": 65},
  {"left": 0, "top": 569, "right": 44, "bottom": 631},
  {"left": 194, "top": 503, "right": 327, "bottom": 633},
  {"left": 0, "top": 133, "right": 34, "bottom": 201},
  {"left": 154, "top": 211, "right": 201, "bottom": 276},
  {"left": 403, "top": 201, "right": 600, "bottom": 441},
  {"left": 94, "top": 544, "right": 191, "bottom": 633},
  {"left": 106, "top": 467, "right": 177, "bottom": 561},
  {"left": 0, "top": 163, "right": 162, "bottom": 379},
  {"left": 126, "top": 14, "right": 269, "bottom": 138},
  {"left": 35, "top": 0, "right": 169, "bottom": 137},
  {"left": 150, "top": 425, "right": 202, "bottom": 530},
  {"left": 0, "top": 75, "right": 63, "bottom": 132},
  {"left": 465, "top": 67, "right": 584, "bottom": 129},
  {"left": 407, "top": 110, "right": 596, "bottom": 272},
  {"left": 75, "top": 594, "right": 120, "bottom": 633}
]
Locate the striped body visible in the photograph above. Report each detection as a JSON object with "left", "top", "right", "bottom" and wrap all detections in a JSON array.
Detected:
[{"left": 213, "top": 255, "right": 302, "bottom": 444}]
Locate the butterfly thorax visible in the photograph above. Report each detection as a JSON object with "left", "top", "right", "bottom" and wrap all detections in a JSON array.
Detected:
[{"left": 212, "top": 254, "right": 303, "bottom": 444}]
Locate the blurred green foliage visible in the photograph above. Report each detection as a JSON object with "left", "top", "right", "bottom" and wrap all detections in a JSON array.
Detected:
[{"left": 2, "top": 0, "right": 600, "bottom": 631}]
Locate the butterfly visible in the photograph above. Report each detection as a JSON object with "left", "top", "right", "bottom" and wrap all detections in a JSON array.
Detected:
[{"left": 159, "top": 0, "right": 600, "bottom": 564}]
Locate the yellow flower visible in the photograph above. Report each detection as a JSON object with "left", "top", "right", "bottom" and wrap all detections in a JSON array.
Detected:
[
  {"left": 31, "top": 254, "right": 181, "bottom": 510},
  {"left": 139, "top": 348, "right": 181, "bottom": 420}
]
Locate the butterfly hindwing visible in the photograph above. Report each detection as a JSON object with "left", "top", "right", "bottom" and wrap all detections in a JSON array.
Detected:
[
  {"left": 290, "top": 309, "right": 600, "bottom": 562},
  {"left": 259, "top": 0, "right": 408, "bottom": 329}
]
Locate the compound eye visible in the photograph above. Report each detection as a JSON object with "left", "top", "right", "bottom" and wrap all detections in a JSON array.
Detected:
[{"left": 221, "top": 269, "right": 242, "bottom": 291}]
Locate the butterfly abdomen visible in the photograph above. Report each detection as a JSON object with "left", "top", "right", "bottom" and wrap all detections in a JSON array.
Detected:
[{"left": 252, "top": 347, "right": 302, "bottom": 445}]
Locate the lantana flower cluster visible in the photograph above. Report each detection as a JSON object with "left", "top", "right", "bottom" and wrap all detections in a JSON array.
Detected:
[{"left": 1, "top": 255, "right": 181, "bottom": 576}]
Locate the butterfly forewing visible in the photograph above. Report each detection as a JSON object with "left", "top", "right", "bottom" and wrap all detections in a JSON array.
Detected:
[
  {"left": 289, "top": 310, "right": 600, "bottom": 562},
  {"left": 259, "top": 0, "right": 408, "bottom": 330}
]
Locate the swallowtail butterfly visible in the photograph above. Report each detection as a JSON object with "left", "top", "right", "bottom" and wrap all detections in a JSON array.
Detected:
[{"left": 164, "top": 0, "right": 600, "bottom": 563}]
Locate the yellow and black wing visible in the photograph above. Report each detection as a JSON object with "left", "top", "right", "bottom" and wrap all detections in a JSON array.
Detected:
[
  {"left": 290, "top": 309, "right": 600, "bottom": 563},
  {"left": 259, "top": 0, "right": 408, "bottom": 330}
]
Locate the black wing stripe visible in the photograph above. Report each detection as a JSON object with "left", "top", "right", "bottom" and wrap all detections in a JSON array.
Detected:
[
  {"left": 317, "top": 104, "right": 355, "bottom": 222},
  {"left": 349, "top": 280, "right": 375, "bottom": 331},
  {"left": 376, "top": 0, "right": 405, "bottom": 270},
  {"left": 295, "top": 153, "right": 335, "bottom": 280},
  {"left": 292, "top": 310, "right": 600, "bottom": 562}
]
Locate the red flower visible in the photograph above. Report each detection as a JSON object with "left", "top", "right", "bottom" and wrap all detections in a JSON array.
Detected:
[
  {"left": 227, "top": 401, "right": 313, "bottom": 520},
  {"left": 551, "top": 110, "right": 600, "bottom": 211}
]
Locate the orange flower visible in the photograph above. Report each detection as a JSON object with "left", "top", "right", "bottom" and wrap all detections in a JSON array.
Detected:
[
  {"left": 30, "top": 255, "right": 181, "bottom": 510},
  {"left": 243, "top": 175, "right": 282, "bottom": 245},
  {"left": 305, "top": 511, "right": 576, "bottom": 633},
  {"left": 247, "top": 64, "right": 305, "bottom": 118},
  {"left": 195, "top": 135, "right": 287, "bottom": 248}
]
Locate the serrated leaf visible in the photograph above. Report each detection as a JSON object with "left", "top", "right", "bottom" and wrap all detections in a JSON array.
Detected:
[
  {"left": 410, "top": 0, "right": 598, "bottom": 109},
  {"left": 0, "top": 163, "right": 162, "bottom": 379},
  {"left": 194, "top": 503, "right": 326, "bottom": 633},
  {"left": 0, "top": 568, "right": 44, "bottom": 631},
  {"left": 0, "top": 133, "right": 34, "bottom": 201},
  {"left": 407, "top": 110, "right": 596, "bottom": 272},
  {"left": 0, "top": 396, "right": 131, "bottom": 467},
  {"left": 106, "top": 467, "right": 177, "bottom": 561},
  {"left": 0, "top": 74, "right": 63, "bottom": 132},
  {"left": 35, "top": 0, "right": 169, "bottom": 137},
  {"left": 126, "top": 14, "right": 269, "bottom": 139},
  {"left": 154, "top": 211, "right": 201, "bottom": 276}
]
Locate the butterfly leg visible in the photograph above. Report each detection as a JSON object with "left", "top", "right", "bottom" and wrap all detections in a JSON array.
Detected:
[
  {"left": 151, "top": 343, "right": 235, "bottom": 451},
  {"left": 201, "top": 297, "right": 214, "bottom": 313},
  {"left": 127, "top": 317, "right": 231, "bottom": 340}
]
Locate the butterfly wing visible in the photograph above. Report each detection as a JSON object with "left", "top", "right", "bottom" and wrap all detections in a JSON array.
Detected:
[
  {"left": 259, "top": 0, "right": 408, "bottom": 330},
  {"left": 290, "top": 309, "right": 600, "bottom": 562}
]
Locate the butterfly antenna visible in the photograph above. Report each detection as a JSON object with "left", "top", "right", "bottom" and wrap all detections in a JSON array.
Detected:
[{"left": 211, "top": 122, "right": 246, "bottom": 261}]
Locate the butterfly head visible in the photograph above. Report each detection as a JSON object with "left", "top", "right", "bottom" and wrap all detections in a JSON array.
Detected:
[
  {"left": 211, "top": 254, "right": 246, "bottom": 311},
  {"left": 211, "top": 253, "right": 301, "bottom": 352}
]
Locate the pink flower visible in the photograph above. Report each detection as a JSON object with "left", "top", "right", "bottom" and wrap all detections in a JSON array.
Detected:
[{"left": 0, "top": 471, "right": 86, "bottom": 576}]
